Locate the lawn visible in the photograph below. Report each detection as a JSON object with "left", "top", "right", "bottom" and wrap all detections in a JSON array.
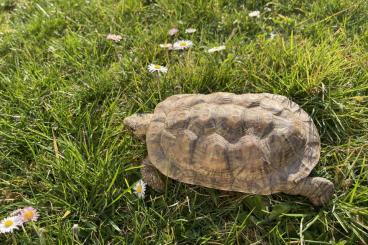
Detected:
[{"left": 0, "top": 0, "right": 367, "bottom": 244}]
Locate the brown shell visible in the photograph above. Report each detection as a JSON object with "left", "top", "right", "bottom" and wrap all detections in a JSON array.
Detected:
[{"left": 146, "top": 92, "right": 320, "bottom": 195}]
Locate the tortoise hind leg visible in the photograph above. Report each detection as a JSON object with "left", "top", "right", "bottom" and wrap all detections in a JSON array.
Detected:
[
  {"left": 141, "top": 157, "right": 166, "bottom": 192},
  {"left": 283, "top": 177, "right": 334, "bottom": 206}
]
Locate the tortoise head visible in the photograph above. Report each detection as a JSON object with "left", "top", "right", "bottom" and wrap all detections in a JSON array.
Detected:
[{"left": 123, "top": 113, "right": 153, "bottom": 139}]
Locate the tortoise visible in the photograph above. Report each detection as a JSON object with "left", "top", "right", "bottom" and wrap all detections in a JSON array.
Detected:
[{"left": 124, "top": 92, "right": 334, "bottom": 206}]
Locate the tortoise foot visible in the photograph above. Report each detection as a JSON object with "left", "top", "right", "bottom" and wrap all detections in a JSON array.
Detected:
[
  {"left": 284, "top": 177, "right": 334, "bottom": 206},
  {"left": 141, "top": 157, "right": 167, "bottom": 192}
]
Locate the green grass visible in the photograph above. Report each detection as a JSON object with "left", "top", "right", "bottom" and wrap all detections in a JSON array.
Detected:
[{"left": 0, "top": 0, "right": 368, "bottom": 243}]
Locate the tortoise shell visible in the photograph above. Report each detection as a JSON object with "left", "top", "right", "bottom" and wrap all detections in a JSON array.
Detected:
[{"left": 146, "top": 92, "right": 320, "bottom": 195}]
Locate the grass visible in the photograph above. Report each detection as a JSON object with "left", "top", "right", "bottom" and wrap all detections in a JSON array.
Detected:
[{"left": 0, "top": 0, "right": 367, "bottom": 243}]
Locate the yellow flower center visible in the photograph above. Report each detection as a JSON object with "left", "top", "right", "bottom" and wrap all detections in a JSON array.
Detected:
[
  {"left": 23, "top": 210, "right": 34, "bottom": 220},
  {"left": 136, "top": 185, "right": 142, "bottom": 193},
  {"left": 154, "top": 65, "right": 161, "bottom": 69},
  {"left": 354, "top": 96, "right": 364, "bottom": 102},
  {"left": 179, "top": 42, "right": 187, "bottom": 47},
  {"left": 4, "top": 220, "right": 14, "bottom": 228}
]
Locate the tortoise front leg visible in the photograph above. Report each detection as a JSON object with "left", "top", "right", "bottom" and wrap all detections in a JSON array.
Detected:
[
  {"left": 283, "top": 177, "right": 334, "bottom": 206},
  {"left": 140, "top": 157, "right": 166, "bottom": 192}
]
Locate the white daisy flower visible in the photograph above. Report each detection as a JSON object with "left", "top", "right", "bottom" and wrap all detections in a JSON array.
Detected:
[
  {"left": 72, "top": 223, "right": 79, "bottom": 237},
  {"left": 159, "top": 43, "right": 173, "bottom": 49},
  {"left": 173, "top": 40, "right": 193, "bottom": 50},
  {"left": 106, "top": 34, "right": 122, "bottom": 42},
  {"left": 0, "top": 216, "right": 23, "bottom": 234},
  {"left": 248, "top": 10, "right": 261, "bottom": 18},
  {"left": 133, "top": 179, "right": 147, "bottom": 199},
  {"left": 185, "top": 28, "right": 197, "bottom": 33},
  {"left": 19, "top": 207, "right": 39, "bottom": 222},
  {"left": 208, "top": 45, "right": 226, "bottom": 53},
  {"left": 269, "top": 31, "right": 277, "bottom": 40},
  {"left": 72, "top": 224, "right": 79, "bottom": 231},
  {"left": 148, "top": 64, "right": 168, "bottom": 73},
  {"left": 168, "top": 28, "right": 179, "bottom": 36}
]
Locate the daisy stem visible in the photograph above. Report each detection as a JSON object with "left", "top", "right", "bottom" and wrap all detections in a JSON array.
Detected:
[
  {"left": 22, "top": 224, "right": 32, "bottom": 243},
  {"left": 155, "top": 74, "right": 162, "bottom": 100},
  {"left": 12, "top": 234, "right": 17, "bottom": 244}
]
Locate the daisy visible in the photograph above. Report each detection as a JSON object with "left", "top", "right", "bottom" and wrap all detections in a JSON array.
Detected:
[
  {"left": 208, "top": 45, "right": 226, "bottom": 53},
  {"left": 133, "top": 179, "right": 146, "bottom": 199},
  {"left": 354, "top": 96, "right": 364, "bottom": 102},
  {"left": 173, "top": 40, "right": 193, "bottom": 50},
  {"left": 106, "top": 34, "right": 122, "bottom": 42},
  {"left": 185, "top": 28, "right": 197, "bottom": 34},
  {"left": 0, "top": 216, "right": 22, "bottom": 234},
  {"left": 269, "top": 31, "right": 277, "bottom": 40},
  {"left": 148, "top": 64, "right": 168, "bottom": 73},
  {"left": 19, "top": 207, "right": 39, "bottom": 222},
  {"left": 248, "top": 10, "right": 261, "bottom": 18},
  {"left": 168, "top": 28, "right": 179, "bottom": 36},
  {"left": 72, "top": 224, "right": 79, "bottom": 232},
  {"left": 159, "top": 43, "right": 173, "bottom": 49},
  {"left": 72, "top": 223, "right": 79, "bottom": 236}
]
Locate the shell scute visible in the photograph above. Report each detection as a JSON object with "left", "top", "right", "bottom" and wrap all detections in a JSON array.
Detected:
[{"left": 192, "top": 133, "right": 230, "bottom": 171}]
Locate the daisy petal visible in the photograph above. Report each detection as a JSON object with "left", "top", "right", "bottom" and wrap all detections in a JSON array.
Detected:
[
  {"left": 159, "top": 43, "right": 173, "bottom": 49},
  {"left": 10, "top": 209, "right": 23, "bottom": 216},
  {"left": 208, "top": 45, "right": 226, "bottom": 53},
  {"left": 106, "top": 34, "right": 122, "bottom": 42},
  {"left": 168, "top": 28, "right": 179, "bottom": 36},
  {"left": 185, "top": 28, "right": 197, "bottom": 34},
  {"left": 148, "top": 64, "right": 168, "bottom": 73},
  {"left": 248, "top": 10, "right": 260, "bottom": 18}
]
